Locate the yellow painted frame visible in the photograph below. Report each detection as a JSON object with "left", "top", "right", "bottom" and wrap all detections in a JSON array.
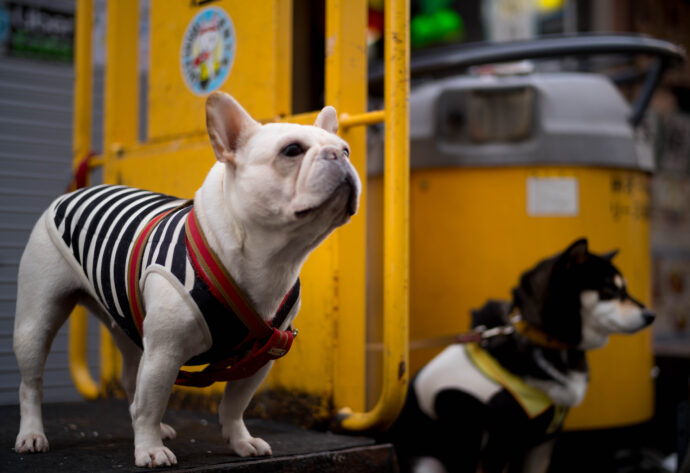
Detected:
[
  {"left": 69, "top": 0, "right": 99, "bottom": 400},
  {"left": 70, "top": 0, "right": 411, "bottom": 430},
  {"left": 338, "top": 0, "right": 410, "bottom": 431}
]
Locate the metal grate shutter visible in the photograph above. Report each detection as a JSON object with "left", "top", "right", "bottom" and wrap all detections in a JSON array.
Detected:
[{"left": 0, "top": 55, "right": 100, "bottom": 405}]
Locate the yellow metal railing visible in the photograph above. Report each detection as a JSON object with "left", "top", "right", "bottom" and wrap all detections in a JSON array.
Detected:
[
  {"left": 338, "top": 0, "right": 410, "bottom": 431},
  {"left": 340, "top": 110, "right": 387, "bottom": 129},
  {"left": 69, "top": 0, "right": 99, "bottom": 400},
  {"left": 69, "top": 0, "right": 409, "bottom": 430}
]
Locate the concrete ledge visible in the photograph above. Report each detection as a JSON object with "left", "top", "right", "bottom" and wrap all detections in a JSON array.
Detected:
[{"left": 0, "top": 399, "right": 397, "bottom": 472}]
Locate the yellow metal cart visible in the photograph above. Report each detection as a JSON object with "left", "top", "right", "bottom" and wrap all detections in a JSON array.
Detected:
[{"left": 365, "top": 35, "right": 684, "bottom": 430}]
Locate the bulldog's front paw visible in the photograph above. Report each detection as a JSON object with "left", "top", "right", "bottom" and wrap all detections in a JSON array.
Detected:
[
  {"left": 15, "top": 432, "right": 49, "bottom": 453},
  {"left": 134, "top": 445, "right": 178, "bottom": 468},
  {"left": 229, "top": 436, "right": 272, "bottom": 457},
  {"left": 160, "top": 422, "right": 177, "bottom": 440}
]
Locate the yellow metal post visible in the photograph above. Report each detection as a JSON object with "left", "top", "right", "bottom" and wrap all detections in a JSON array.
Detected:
[
  {"left": 340, "top": 0, "right": 410, "bottom": 431},
  {"left": 326, "top": 0, "right": 368, "bottom": 414},
  {"left": 101, "top": 0, "right": 140, "bottom": 391},
  {"left": 104, "top": 0, "right": 139, "bottom": 154},
  {"left": 275, "top": 0, "right": 293, "bottom": 117},
  {"left": 69, "top": 0, "right": 99, "bottom": 400},
  {"left": 69, "top": 307, "right": 99, "bottom": 399},
  {"left": 73, "top": 0, "right": 92, "bottom": 163}
]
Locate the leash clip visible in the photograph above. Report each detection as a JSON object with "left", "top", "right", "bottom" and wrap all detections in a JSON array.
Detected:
[
  {"left": 482, "top": 325, "right": 515, "bottom": 338},
  {"left": 477, "top": 324, "right": 515, "bottom": 347}
]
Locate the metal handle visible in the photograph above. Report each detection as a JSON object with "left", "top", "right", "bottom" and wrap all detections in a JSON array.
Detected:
[{"left": 370, "top": 33, "right": 686, "bottom": 126}]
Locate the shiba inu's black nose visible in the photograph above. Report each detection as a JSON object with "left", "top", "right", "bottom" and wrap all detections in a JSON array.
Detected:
[{"left": 642, "top": 310, "right": 655, "bottom": 326}]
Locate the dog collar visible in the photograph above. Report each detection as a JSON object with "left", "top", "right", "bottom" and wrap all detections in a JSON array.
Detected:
[{"left": 510, "top": 308, "right": 574, "bottom": 351}]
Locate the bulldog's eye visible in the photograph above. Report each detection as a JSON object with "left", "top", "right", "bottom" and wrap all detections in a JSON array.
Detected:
[
  {"left": 281, "top": 143, "right": 304, "bottom": 157},
  {"left": 343, "top": 147, "right": 350, "bottom": 158}
]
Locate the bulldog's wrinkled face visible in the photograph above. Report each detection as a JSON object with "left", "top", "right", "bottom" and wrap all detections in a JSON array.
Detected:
[
  {"left": 205, "top": 91, "right": 361, "bottom": 245},
  {"left": 238, "top": 121, "right": 359, "bottom": 227}
]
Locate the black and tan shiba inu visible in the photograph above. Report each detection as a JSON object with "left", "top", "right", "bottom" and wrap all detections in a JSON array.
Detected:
[{"left": 388, "top": 238, "right": 655, "bottom": 473}]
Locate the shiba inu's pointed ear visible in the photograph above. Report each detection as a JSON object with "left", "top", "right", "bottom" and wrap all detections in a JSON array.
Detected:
[
  {"left": 314, "top": 106, "right": 338, "bottom": 134},
  {"left": 564, "top": 238, "right": 588, "bottom": 267},
  {"left": 601, "top": 249, "right": 619, "bottom": 261},
  {"left": 206, "top": 91, "right": 260, "bottom": 165}
]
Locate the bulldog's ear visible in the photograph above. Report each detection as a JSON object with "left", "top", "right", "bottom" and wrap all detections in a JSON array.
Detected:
[
  {"left": 314, "top": 106, "right": 338, "bottom": 134},
  {"left": 206, "top": 91, "right": 260, "bottom": 165}
]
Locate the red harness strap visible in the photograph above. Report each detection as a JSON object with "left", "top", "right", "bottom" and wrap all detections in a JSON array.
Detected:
[
  {"left": 68, "top": 151, "right": 96, "bottom": 192},
  {"left": 174, "top": 328, "right": 293, "bottom": 387},
  {"left": 184, "top": 208, "right": 274, "bottom": 339},
  {"left": 127, "top": 208, "right": 178, "bottom": 336},
  {"left": 178, "top": 208, "right": 295, "bottom": 387},
  {"left": 127, "top": 204, "right": 296, "bottom": 388}
]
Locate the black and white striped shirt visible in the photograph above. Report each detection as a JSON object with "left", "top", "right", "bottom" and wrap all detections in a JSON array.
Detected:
[{"left": 49, "top": 184, "right": 268, "bottom": 364}]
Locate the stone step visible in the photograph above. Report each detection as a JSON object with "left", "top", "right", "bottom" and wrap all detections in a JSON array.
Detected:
[{"left": 0, "top": 399, "right": 398, "bottom": 472}]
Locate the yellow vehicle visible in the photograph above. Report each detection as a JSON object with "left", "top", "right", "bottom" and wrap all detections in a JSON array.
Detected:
[{"left": 366, "top": 35, "right": 684, "bottom": 431}]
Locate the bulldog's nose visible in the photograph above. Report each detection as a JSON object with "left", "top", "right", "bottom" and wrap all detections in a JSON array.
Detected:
[
  {"left": 642, "top": 309, "right": 655, "bottom": 326},
  {"left": 321, "top": 146, "right": 342, "bottom": 161}
]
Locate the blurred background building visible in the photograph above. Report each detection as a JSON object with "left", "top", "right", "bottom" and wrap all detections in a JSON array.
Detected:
[{"left": 0, "top": 0, "right": 85, "bottom": 404}]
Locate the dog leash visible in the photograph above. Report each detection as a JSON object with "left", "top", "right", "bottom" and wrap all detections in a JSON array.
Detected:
[
  {"left": 366, "top": 309, "right": 572, "bottom": 351},
  {"left": 366, "top": 324, "right": 515, "bottom": 352},
  {"left": 127, "top": 203, "right": 299, "bottom": 387}
]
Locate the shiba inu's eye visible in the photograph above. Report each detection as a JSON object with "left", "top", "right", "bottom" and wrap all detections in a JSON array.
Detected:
[
  {"left": 600, "top": 285, "right": 623, "bottom": 300},
  {"left": 281, "top": 143, "right": 305, "bottom": 157}
]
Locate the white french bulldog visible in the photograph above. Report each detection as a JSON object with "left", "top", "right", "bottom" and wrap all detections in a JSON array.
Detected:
[{"left": 13, "top": 91, "right": 361, "bottom": 467}]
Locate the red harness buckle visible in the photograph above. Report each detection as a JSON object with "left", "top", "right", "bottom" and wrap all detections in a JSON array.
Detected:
[{"left": 175, "top": 328, "right": 294, "bottom": 387}]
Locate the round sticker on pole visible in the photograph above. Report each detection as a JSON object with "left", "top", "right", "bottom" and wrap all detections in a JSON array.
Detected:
[{"left": 180, "top": 7, "right": 235, "bottom": 95}]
